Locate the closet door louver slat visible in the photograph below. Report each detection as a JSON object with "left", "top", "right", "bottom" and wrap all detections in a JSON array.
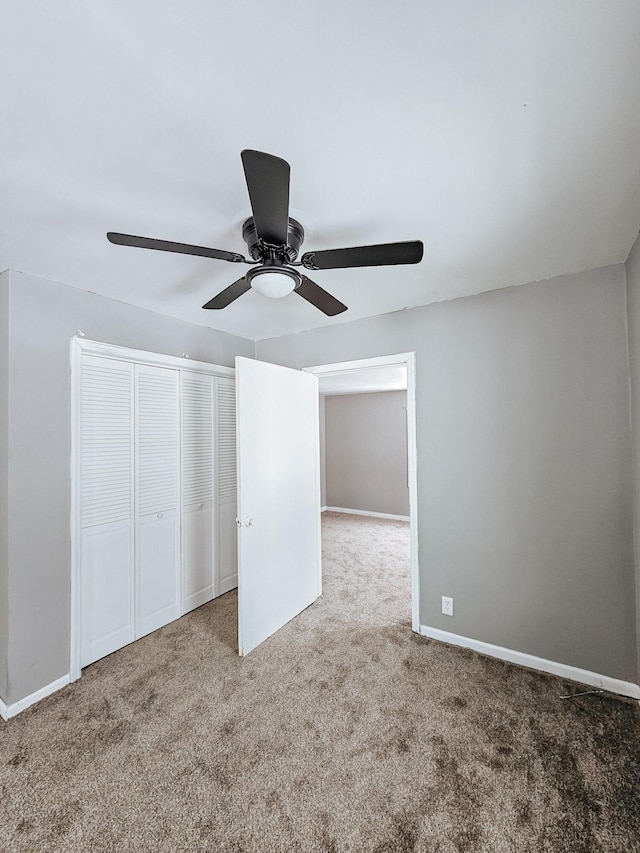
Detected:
[
  {"left": 80, "top": 359, "right": 133, "bottom": 529},
  {"left": 216, "top": 381, "right": 237, "bottom": 502},
  {"left": 181, "top": 373, "right": 214, "bottom": 507},
  {"left": 136, "top": 366, "right": 179, "bottom": 517}
]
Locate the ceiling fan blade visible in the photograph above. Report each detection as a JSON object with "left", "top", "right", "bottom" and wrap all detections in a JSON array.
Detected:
[
  {"left": 301, "top": 240, "right": 423, "bottom": 271},
  {"left": 202, "top": 277, "right": 251, "bottom": 309},
  {"left": 241, "top": 150, "right": 290, "bottom": 246},
  {"left": 295, "top": 275, "right": 347, "bottom": 316},
  {"left": 107, "top": 232, "right": 246, "bottom": 263}
]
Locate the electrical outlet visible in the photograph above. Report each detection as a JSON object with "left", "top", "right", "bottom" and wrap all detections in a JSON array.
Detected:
[{"left": 441, "top": 596, "right": 454, "bottom": 616}]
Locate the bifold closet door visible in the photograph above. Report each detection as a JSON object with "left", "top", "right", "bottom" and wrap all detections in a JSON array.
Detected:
[
  {"left": 135, "top": 364, "right": 180, "bottom": 639},
  {"left": 181, "top": 371, "right": 215, "bottom": 613},
  {"left": 80, "top": 356, "right": 135, "bottom": 668},
  {"left": 216, "top": 377, "right": 238, "bottom": 594}
]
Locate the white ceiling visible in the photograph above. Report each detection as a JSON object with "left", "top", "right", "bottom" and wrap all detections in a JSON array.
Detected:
[{"left": 2, "top": 1, "right": 640, "bottom": 342}]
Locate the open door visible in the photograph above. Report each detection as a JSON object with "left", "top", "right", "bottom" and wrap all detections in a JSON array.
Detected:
[{"left": 235, "top": 357, "right": 321, "bottom": 655}]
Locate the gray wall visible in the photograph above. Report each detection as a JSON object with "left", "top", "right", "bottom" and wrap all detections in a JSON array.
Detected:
[
  {"left": 625, "top": 231, "right": 640, "bottom": 681},
  {"left": 324, "top": 391, "right": 409, "bottom": 516},
  {"left": 257, "top": 265, "right": 638, "bottom": 683},
  {"left": 4, "top": 271, "right": 254, "bottom": 706},
  {"left": 0, "top": 271, "right": 9, "bottom": 703}
]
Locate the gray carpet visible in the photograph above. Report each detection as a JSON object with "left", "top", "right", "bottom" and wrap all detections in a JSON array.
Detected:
[{"left": 1, "top": 512, "right": 639, "bottom": 852}]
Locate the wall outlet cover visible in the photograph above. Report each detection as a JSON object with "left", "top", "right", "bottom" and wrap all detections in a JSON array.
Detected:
[{"left": 441, "top": 596, "right": 454, "bottom": 616}]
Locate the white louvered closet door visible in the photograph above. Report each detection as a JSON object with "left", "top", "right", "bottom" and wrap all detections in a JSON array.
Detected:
[
  {"left": 135, "top": 364, "right": 181, "bottom": 639},
  {"left": 181, "top": 371, "right": 215, "bottom": 614},
  {"left": 216, "top": 377, "right": 238, "bottom": 594},
  {"left": 80, "top": 356, "right": 135, "bottom": 667}
]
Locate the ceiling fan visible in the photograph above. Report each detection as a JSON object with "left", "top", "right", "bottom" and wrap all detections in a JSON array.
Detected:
[{"left": 107, "top": 150, "right": 424, "bottom": 316}]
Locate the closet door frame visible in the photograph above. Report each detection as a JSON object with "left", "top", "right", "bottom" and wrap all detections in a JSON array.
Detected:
[{"left": 70, "top": 337, "right": 234, "bottom": 682}]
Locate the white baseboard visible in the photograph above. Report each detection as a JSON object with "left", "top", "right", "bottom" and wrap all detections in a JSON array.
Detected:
[
  {"left": 182, "top": 585, "right": 215, "bottom": 616},
  {"left": 219, "top": 575, "right": 238, "bottom": 596},
  {"left": 0, "top": 674, "right": 71, "bottom": 721},
  {"left": 419, "top": 625, "right": 640, "bottom": 701},
  {"left": 324, "top": 506, "right": 410, "bottom": 522}
]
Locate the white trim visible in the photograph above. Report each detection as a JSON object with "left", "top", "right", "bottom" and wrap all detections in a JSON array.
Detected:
[
  {"left": 69, "top": 338, "right": 82, "bottom": 681},
  {"left": 320, "top": 505, "right": 328, "bottom": 512},
  {"left": 406, "top": 353, "right": 419, "bottom": 634},
  {"left": 218, "top": 575, "right": 238, "bottom": 596},
  {"left": 420, "top": 625, "right": 640, "bottom": 700},
  {"left": 0, "top": 674, "right": 71, "bottom": 721},
  {"left": 73, "top": 336, "right": 235, "bottom": 377},
  {"left": 304, "top": 351, "right": 419, "bottom": 633},
  {"left": 181, "top": 585, "right": 215, "bottom": 617},
  {"left": 312, "top": 374, "right": 323, "bottom": 598},
  {"left": 325, "top": 506, "right": 410, "bottom": 522},
  {"left": 303, "top": 352, "right": 415, "bottom": 378}
]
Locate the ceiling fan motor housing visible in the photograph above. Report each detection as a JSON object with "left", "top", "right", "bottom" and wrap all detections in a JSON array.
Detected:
[{"left": 242, "top": 216, "right": 304, "bottom": 264}]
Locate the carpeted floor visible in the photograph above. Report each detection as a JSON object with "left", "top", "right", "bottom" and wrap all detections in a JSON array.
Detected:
[{"left": 1, "top": 512, "right": 639, "bottom": 852}]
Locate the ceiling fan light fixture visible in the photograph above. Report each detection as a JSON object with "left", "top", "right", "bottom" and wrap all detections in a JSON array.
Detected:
[{"left": 247, "top": 267, "right": 301, "bottom": 299}]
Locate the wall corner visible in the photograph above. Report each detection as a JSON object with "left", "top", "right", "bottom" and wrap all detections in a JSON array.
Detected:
[
  {"left": 0, "top": 270, "right": 11, "bottom": 704},
  {"left": 624, "top": 230, "right": 640, "bottom": 686}
]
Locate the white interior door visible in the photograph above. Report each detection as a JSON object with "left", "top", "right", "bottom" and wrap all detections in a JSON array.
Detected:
[{"left": 236, "top": 357, "right": 321, "bottom": 656}]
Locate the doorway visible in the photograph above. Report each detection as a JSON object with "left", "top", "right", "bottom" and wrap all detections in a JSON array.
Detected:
[{"left": 303, "top": 353, "right": 419, "bottom": 633}]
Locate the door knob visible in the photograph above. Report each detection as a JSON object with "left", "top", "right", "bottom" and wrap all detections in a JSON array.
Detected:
[{"left": 245, "top": 516, "right": 256, "bottom": 527}]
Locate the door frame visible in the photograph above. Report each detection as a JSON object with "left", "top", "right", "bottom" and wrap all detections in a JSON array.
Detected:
[
  {"left": 303, "top": 352, "right": 419, "bottom": 633},
  {"left": 69, "top": 336, "right": 234, "bottom": 682}
]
